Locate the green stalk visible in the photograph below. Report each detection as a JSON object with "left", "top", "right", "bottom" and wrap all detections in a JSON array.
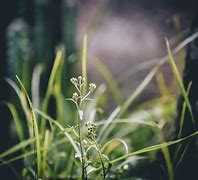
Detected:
[
  {"left": 77, "top": 114, "right": 86, "bottom": 180},
  {"left": 78, "top": 88, "right": 87, "bottom": 180}
]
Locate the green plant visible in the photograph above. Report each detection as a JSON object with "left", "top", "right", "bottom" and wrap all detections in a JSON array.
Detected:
[{"left": 67, "top": 76, "right": 109, "bottom": 179}]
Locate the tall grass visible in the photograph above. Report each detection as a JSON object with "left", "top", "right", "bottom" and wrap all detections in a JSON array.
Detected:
[{"left": 1, "top": 33, "right": 198, "bottom": 179}]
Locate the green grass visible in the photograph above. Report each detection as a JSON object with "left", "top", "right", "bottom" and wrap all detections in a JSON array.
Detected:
[{"left": 1, "top": 33, "right": 198, "bottom": 179}]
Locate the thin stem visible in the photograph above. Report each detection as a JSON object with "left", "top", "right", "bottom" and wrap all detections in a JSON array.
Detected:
[
  {"left": 77, "top": 113, "right": 87, "bottom": 180},
  {"left": 81, "top": 91, "right": 91, "bottom": 105},
  {"left": 94, "top": 139, "right": 106, "bottom": 179},
  {"left": 75, "top": 84, "right": 81, "bottom": 94}
]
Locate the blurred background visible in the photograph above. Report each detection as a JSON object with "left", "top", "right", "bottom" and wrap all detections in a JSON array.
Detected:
[{"left": 0, "top": 0, "right": 198, "bottom": 178}]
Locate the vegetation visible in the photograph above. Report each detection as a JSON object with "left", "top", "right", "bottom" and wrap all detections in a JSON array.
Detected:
[{"left": 1, "top": 31, "right": 198, "bottom": 179}]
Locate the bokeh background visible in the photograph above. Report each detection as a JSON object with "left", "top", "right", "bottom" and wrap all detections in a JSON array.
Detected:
[{"left": 0, "top": 0, "right": 198, "bottom": 178}]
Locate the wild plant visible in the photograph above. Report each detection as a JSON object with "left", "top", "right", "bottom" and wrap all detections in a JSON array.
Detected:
[{"left": 67, "top": 76, "right": 109, "bottom": 179}]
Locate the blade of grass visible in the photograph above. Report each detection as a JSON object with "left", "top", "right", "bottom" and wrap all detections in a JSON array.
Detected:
[
  {"left": 97, "top": 118, "right": 158, "bottom": 128},
  {"left": 82, "top": 34, "right": 87, "bottom": 96},
  {"left": 118, "top": 32, "right": 198, "bottom": 82},
  {"left": 42, "top": 130, "right": 50, "bottom": 179},
  {"left": 6, "top": 78, "right": 33, "bottom": 136},
  {"left": 0, "top": 159, "right": 20, "bottom": 180},
  {"left": 110, "top": 130, "right": 198, "bottom": 164},
  {"left": 0, "top": 150, "right": 35, "bottom": 167},
  {"left": 174, "top": 83, "right": 192, "bottom": 164},
  {"left": 155, "top": 71, "right": 170, "bottom": 96},
  {"left": 91, "top": 56, "right": 123, "bottom": 105},
  {"left": 98, "top": 107, "right": 120, "bottom": 142},
  {"left": 165, "top": 39, "right": 195, "bottom": 126},
  {"left": 88, "top": 130, "right": 198, "bottom": 175},
  {"left": 31, "top": 64, "right": 43, "bottom": 110},
  {"left": 0, "top": 138, "right": 35, "bottom": 159},
  {"left": 5, "top": 102, "right": 25, "bottom": 141},
  {"left": 16, "top": 75, "right": 42, "bottom": 178},
  {"left": 41, "top": 50, "right": 63, "bottom": 133},
  {"left": 178, "top": 81, "right": 192, "bottom": 138},
  {"left": 174, "top": 139, "right": 191, "bottom": 171},
  {"left": 0, "top": 137, "right": 67, "bottom": 167},
  {"left": 117, "top": 65, "right": 160, "bottom": 118},
  {"left": 101, "top": 138, "right": 129, "bottom": 155},
  {"left": 156, "top": 129, "right": 173, "bottom": 180},
  {"left": 35, "top": 109, "right": 80, "bottom": 156}
]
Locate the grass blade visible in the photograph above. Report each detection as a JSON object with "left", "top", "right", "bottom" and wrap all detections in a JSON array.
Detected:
[
  {"left": 0, "top": 138, "right": 35, "bottom": 159},
  {"left": 6, "top": 78, "right": 33, "bottom": 136},
  {"left": 41, "top": 50, "right": 63, "bottom": 133},
  {"left": 16, "top": 75, "right": 42, "bottom": 178},
  {"left": 178, "top": 81, "right": 192, "bottom": 138},
  {"left": 42, "top": 130, "right": 50, "bottom": 179},
  {"left": 5, "top": 102, "right": 25, "bottom": 141},
  {"left": 31, "top": 64, "right": 43, "bottom": 110},
  {"left": 117, "top": 65, "right": 160, "bottom": 118},
  {"left": 118, "top": 32, "right": 198, "bottom": 82},
  {"left": 111, "top": 130, "right": 198, "bottom": 164},
  {"left": 91, "top": 56, "right": 123, "bottom": 105},
  {"left": 165, "top": 39, "right": 195, "bottom": 125},
  {"left": 98, "top": 107, "right": 121, "bottom": 142},
  {"left": 101, "top": 138, "right": 129, "bottom": 155},
  {"left": 35, "top": 109, "right": 80, "bottom": 156},
  {"left": 82, "top": 34, "right": 88, "bottom": 96}
]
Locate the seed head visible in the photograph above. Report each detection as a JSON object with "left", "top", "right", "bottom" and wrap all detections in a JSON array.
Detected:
[
  {"left": 86, "top": 122, "right": 98, "bottom": 140},
  {"left": 89, "top": 83, "right": 96, "bottom": 92},
  {"left": 72, "top": 92, "right": 78, "bottom": 101},
  {"left": 70, "top": 77, "right": 78, "bottom": 86},
  {"left": 78, "top": 76, "right": 82, "bottom": 82}
]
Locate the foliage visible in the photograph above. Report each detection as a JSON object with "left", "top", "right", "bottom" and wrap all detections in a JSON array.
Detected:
[{"left": 1, "top": 33, "right": 198, "bottom": 179}]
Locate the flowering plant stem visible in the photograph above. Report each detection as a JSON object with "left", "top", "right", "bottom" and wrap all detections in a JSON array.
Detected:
[
  {"left": 77, "top": 115, "right": 87, "bottom": 180},
  {"left": 69, "top": 76, "right": 97, "bottom": 179}
]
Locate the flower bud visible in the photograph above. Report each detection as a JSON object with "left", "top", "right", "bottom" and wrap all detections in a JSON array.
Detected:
[
  {"left": 70, "top": 77, "right": 78, "bottom": 85},
  {"left": 89, "top": 83, "right": 96, "bottom": 92},
  {"left": 72, "top": 92, "right": 78, "bottom": 101}
]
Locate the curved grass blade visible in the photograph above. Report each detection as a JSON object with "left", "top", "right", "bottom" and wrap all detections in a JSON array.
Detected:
[
  {"left": 101, "top": 138, "right": 129, "bottom": 155},
  {"left": 6, "top": 78, "right": 33, "bottom": 136},
  {"left": 5, "top": 102, "right": 24, "bottom": 141},
  {"left": 16, "top": 75, "right": 42, "bottom": 178}
]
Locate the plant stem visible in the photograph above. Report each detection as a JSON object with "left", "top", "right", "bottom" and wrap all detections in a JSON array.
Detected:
[
  {"left": 77, "top": 114, "right": 87, "bottom": 180},
  {"left": 94, "top": 139, "right": 106, "bottom": 179}
]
